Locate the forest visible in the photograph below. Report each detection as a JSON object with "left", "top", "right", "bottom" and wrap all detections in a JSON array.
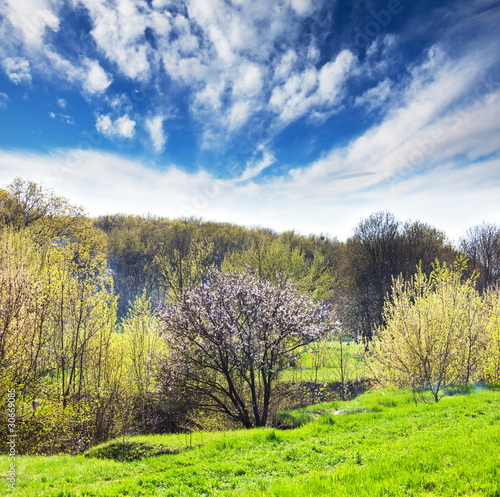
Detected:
[{"left": 0, "top": 178, "right": 499, "bottom": 455}]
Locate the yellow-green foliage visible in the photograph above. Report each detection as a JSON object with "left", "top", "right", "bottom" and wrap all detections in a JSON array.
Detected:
[
  {"left": 483, "top": 289, "right": 500, "bottom": 382},
  {"left": 121, "top": 291, "right": 165, "bottom": 397},
  {"left": 0, "top": 227, "right": 126, "bottom": 453},
  {"left": 222, "top": 234, "right": 336, "bottom": 301},
  {"left": 369, "top": 258, "right": 492, "bottom": 401}
]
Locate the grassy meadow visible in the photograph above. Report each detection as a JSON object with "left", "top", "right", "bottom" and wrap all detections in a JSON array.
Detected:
[
  {"left": 1, "top": 386, "right": 499, "bottom": 497},
  {"left": 283, "top": 339, "right": 366, "bottom": 383}
]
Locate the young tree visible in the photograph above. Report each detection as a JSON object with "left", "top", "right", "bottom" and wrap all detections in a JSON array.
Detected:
[
  {"left": 122, "top": 291, "right": 165, "bottom": 432},
  {"left": 483, "top": 288, "right": 500, "bottom": 382},
  {"left": 0, "top": 228, "right": 50, "bottom": 395},
  {"left": 159, "top": 269, "right": 332, "bottom": 428},
  {"left": 368, "top": 258, "right": 487, "bottom": 402},
  {"left": 46, "top": 241, "right": 117, "bottom": 408}
]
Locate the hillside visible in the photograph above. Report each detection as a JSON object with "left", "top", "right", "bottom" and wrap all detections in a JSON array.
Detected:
[{"left": 2, "top": 387, "right": 499, "bottom": 497}]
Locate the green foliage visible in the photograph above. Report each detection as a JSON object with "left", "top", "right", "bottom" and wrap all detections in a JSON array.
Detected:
[
  {"left": 1, "top": 178, "right": 499, "bottom": 468},
  {"left": 3, "top": 387, "right": 499, "bottom": 496},
  {"left": 222, "top": 232, "right": 337, "bottom": 300},
  {"left": 0, "top": 224, "right": 124, "bottom": 453},
  {"left": 0, "top": 178, "right": 84, "bottom": 233},
  {"left": 121, "top": 291, "right": 164, "bottom": 396},
  {"left": 155, "top": 234, "right": 213, "bottom": 299}
]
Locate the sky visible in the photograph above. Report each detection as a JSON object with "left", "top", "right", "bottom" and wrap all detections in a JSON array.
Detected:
[{"left": 0, "top": 0, "right": 499, "bottom": 242}]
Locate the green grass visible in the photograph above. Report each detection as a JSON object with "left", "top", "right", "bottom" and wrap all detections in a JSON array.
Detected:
[{"left": 1, "top": 387, "right": 499, "bottom": 496}]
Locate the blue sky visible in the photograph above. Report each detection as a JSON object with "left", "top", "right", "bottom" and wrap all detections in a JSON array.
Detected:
[{"left": 0, "top": 0, "right": 499, "bottom": 241}]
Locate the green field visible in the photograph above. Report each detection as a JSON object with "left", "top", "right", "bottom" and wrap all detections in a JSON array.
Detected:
[
  {"left": 283, "top": 340, "right": 366, "bottom": 383},
  {"left": 1, "top": 387, "right": 499, "bottom": 497}
]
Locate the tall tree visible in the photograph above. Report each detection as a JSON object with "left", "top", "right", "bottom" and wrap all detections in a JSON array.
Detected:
[
  {"left": 0, "top": 178, "right": 87, "bottom": 239},
  {"left": 337, "top": 212, "right": 456, "bottom": 341},
  {"left": 121, "top": 291, "right": 165, "bottom": 432},
  {"left": 460, "top": 223, "right": 500, "bottom": 290},
  {"left": 0, "top": 228, "right": 50, "bottom": 395}
]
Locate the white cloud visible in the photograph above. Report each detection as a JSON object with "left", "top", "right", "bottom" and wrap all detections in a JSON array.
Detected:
[
  {"left": 317, "top": 50, "right": 357, "bottom": 104},
  {"left": 270, "top": 49, "right": 357, "bottom": 124},
  {"left": 42, "top": 49, "right": 81, "bottom": 80},
  {"left": 146, "top": 115, "right": 167, "bottom": 152},
  {"left": 96, "top": 114, "right": 136, "bottom": 139},
  {"left": 82, "top": 0, "right": 152, "bottom": 80},
  {"left": 57, "top": 98, "right": 67, "bottom": 108},
  {"left": 286, "top": 46, "right": 500, "bottom": 197},
  {"left": 2, "top": 57, "right": 32, "bottom": 84},
  {"left": 236, "top": 148, "right": 276, "bottom": 182},
  {"left": 0, "top": 92, "right": 9, "bottom": 108},
  {"left": 84, "top": 59, "right": 112, "bottom": 94},
  {"left": 49, "top": 112, "right": 75, "bottom": 125},
  {"left": 354, "top": 79, "right": 394, "bottom": 110},
  {"left": 233, "top": 63, "right": 263, "bottom": 97},
  {"left": 288, "top": 0, "right": 313, "bottom": 16},
  {"left": 0, "top": 146, "right": 497, "bottom": 244},
  {"left": 274, "top": 50, "right": 298, "bottom": 82},
  {"left": 364, "top": 35, "right": 399, "bottom": 76},
  {"left": 227, "top": 101, "right": 251, "bottom": 131},
  {"left": 2, "top": 0, "right": 60, "bottom": 46},
  {"left": 152, "top": 0, "right": 171, "bottom": 9}
]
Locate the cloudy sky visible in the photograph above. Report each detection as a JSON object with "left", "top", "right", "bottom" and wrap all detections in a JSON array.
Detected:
[{"left": 0, "top": 0, "right": 499, "bottom": 241}]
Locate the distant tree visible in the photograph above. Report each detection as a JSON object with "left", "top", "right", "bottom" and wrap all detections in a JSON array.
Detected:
[
  {"left": 400, "top": 220, "right": 456, "bottom": 276},
  {"left": 368, "top": 258, "right": 487, "bottom": 402},
  {"left": 95, "top": 216, "right": 218, "bottom": 316},
  {"left": 158, "top": 269, "right": 332, "bottom": 428},
  {"left": 460, "top": 223, "right": 500, "bottom": 290},
  {"left": 337, "top": 212, "right": 456, "bottom": 342},
  {"left": 339, "top": 212, "right": 401, "bottom": 341},
  {"left": 155, "top": 234, "right": 213, "bottom": 300},
  {"left": 222, "top": 232, "right": 337, "bottom": 301}
]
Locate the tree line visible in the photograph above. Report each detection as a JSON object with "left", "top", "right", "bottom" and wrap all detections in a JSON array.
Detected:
[
  {"left": 95, "top": 207, "right": 499, "bottom": 340},
  {"left": 0, "top": 178, "right": 499, "bottom": 453}
]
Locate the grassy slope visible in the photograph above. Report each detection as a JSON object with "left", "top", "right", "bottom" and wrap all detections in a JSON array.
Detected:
[{"left": 1, "top": 388, "right": 499, "bottom": 497}]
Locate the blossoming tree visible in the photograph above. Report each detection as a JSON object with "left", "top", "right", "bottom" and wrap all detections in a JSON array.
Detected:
[{"left": 158, "top": 269, "right": 334, "bottom": 428}]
